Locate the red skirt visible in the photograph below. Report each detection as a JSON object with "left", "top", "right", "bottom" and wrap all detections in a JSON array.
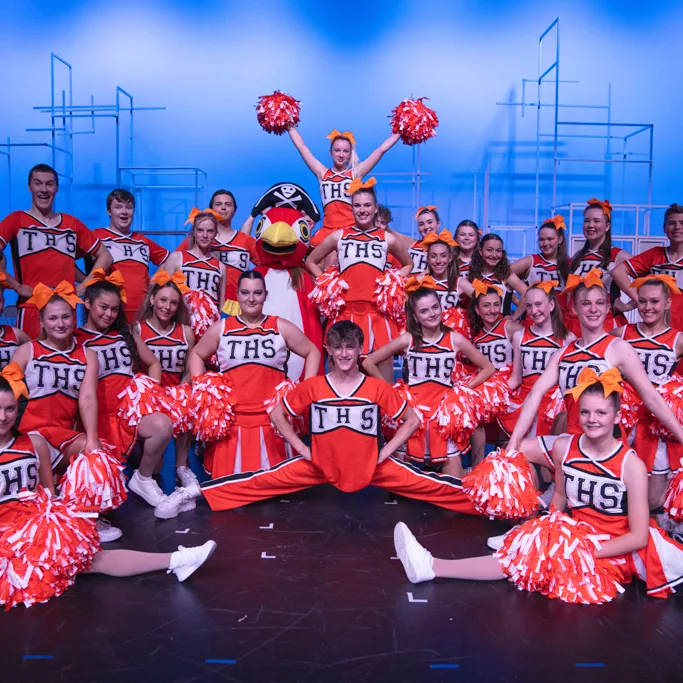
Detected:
[{"left": 336, "top": 301, "right": 400, "bottom": 355}]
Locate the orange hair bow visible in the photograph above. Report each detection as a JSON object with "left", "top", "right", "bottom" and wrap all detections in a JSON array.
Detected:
[
  {"left": 543, "top": 215, "right": 566, "bottom": 231},
  {"left": 587, "top": 198, "right": 612, "bottom": 217},
  {"left": 564, "top": 268, "right": 605, "bottom": 294},
  {"left": 347, "top": 177, "right": 377, "bottom": 195},
  {"left": 471, "top": 278, "right": 502, "bottom": 298},
  {"left": 26, "top": 281, "right": 83, "bottom": 310},
  {"left": 88, "top": 268, "right": 127, "bottom": 303},
  {"left": 531, "top": 280, "right": 560, "bottom": 295},
  {"left": 327, "top": 129, "right": 356, "bottom": 146},
  {"left": 405, "top": 275, "right": 438, "bottom": 294},
  {"left": 0, "top": 362, "right": 28, "bottom": 400},
  {"left": 185, "top": 207, "right": 224, "bottom": 226},
  {"left": 150, "top": 270, "right": 190, "bottom": 295},
  {"left": 415, "top": 205, "right": 439, "bottom": 220},
  {"left": 630, "top": 273, "right": 681, "bottom": 295},
  {"left": 564, "top": 367, "right": 624, "bottom": 401},
  {"left": 420, "top": 229, "right": 458, "bottom": 249},
  {"left": 0, "top": 271, "right": 7, "bottom": 290}
]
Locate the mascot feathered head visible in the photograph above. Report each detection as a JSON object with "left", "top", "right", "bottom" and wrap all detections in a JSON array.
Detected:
[{"left": 255, "top": 207, "right": 310, "bottom": 269}]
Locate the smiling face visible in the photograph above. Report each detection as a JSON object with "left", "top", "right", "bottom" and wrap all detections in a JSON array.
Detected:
[
  {"left": 29, "top": 171, "right": 58, "bottom": 213},
  {"left": 330, "top": 138, "right": 352, "bottom": 170},
  {"left": 538, "top": 226, "right": 561, "bottom": 259},
  {"left": 412, "top": 291, "right": 443, "bottom": 330},
  {"left": 475, "top": 291, "right": 502, "bottom": 326},
  {"left": 582, "top": 207, "right": 610, "bottom": 245},
  {"left": 455, "top": 225, "right": 477, "bottom": 253},
  {"left": 578, "top": 391, "right": 620, "bottom": 440},
  {"left": 211, "top": 193, "right": 236, "bottom": 223},
  {"left": 327, "top": 339, "right": 361, "bottom": 372},
  {"left": 427, "top": 243, "right": 452, "bottom": 279},
  {"left": 85, "top": 290, "right": 121, "bottom": 332},
  {"left": 151, "top": 285, "right": 182, "bottom": 325},
  {"left": 637, "top": 282, "right": 671, "bottom": 327},
  {"left": 417, "top": 211, "right": 440, "bottom": 238},
  {"left": 237, "top": 277, "right": 267, "bottom": 317},
  {"left": 108, "top": 199, "right": 134, "bottom": 234},
  {"left": 351, "top": 191, "right": 377, "bottom": 230},
  {"left": 0, "top": 389, "right": 18, "bottom": 438},
  {"left": 664, "top": 212, "right": 683, "bottom": 248},
  {"left": 193, "top": 217, "right": 218, "bottom": 251},
  {"left": 525, "top": 287, "right": 554, "bottom": 326},
  {"left": 41, "top": 299, "right": 75, "bottom": 343},
  {"left": 574, "top": 286, "right": 609, "bottom": 332},
  {"left": 480, "top": 238, "right": 503, "bottom": 271}
]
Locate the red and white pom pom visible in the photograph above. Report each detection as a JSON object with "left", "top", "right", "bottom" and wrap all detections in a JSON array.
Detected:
[
  {"left": 442, "top": 306, "right": 471, "bottom": 340},
  {"left": 664, "top": 470, "right": 683, "bottom": 523},
  {"left": 256, "top": 90, "right": 301, "bottom": 135},
  {"left": 381, "top": 381, "right": 426, "bottom": 442},
  {"left": 116, "top": 374, "right": 167, "bottom": 427},
  {"left": 373, "top": 269, "right": 406, "bottom": 325},
  {"left": 308, "top": 267, "right": 349, "bottom": 320},
  {"left": 433, "top": 380, "right": 481, "bottom": 453},
  {"left": 649, "top": 374, "right": 683, "bottom": 439},
  {"left": 59, "top": 444, "right": 127, "bottom": 513},
  {"left": 264, "top": 379, "right": 307, "bottom": 437},
  {"left": 191, "top": 372, "right": 236, "bottom": 442},
  {"left": 472, "top": 366, "right": 512, "bottom": 425},
  {"left": 164, "top": 383, "right": 194, "bottom": 436},
  {"left": 462, "top": 449, "right": 540, "bottom": 519},
  {"left": 390, "top": 97, "right": 439, "bottom": 146},
  {"left": 619, "top": 380, "right": 643, "bottom": 433},
  {"left": 497, "top": 510, "right": 623, "bottom": 604},
  {"left": 542, "top": 386, "right": 565, "bottom": 429},
  {"left": 184, "top": 290, "right": 220, "bottom": 341}
]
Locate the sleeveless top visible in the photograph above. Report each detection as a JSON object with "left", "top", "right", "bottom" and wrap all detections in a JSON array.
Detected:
[
  {"left": 570, "top": 246, "right": 621, "bottom": 292},
  {"left": 409, "top": 241, "right": 427, "bottom": 275},
  {"left": 558, "top": 334, "right": 616, "bottom": 396},
  {"left": 519, "top": 327, "right": 564, "bottom": 393},
  {"left": 0, "top": 434, "right": 40, "bottom": 508},
  {"left": 528, "top": 254, "right": 560, "bottom": 287},
  {"left": 138, "top": 320, "right": 189, "bottom": 387},
  {"left": 337, "top": 227, "right": 388, "bottom": 303},
  {"left": 320, "top": 168, "right": 353, "bottom": 230},
  {"left": 480, "top": 271, "right": 515, "bottom": 316},
  {"left": 473, "top": 318, "right": 513, "bottom": 369},
  {"left": 433, "top": 278, "right": 459, "bottom": 311},
  {"left": 0, "top": 325, "right": 19, "bottom": 371},
  {"left": 216, "top": 315, "right": 289, "bottom": 414},
  {"left": 458, "top": 255, "right": 471, "bottom": 278},
  {"left": 179, "top": 250, "right": 222, "bottom": 306},
  {"left": 622, "top": 324, "right": 681, "bottom": 387},
  {"left": 406, "top": 332, "right": 457, "bottom": 415}
]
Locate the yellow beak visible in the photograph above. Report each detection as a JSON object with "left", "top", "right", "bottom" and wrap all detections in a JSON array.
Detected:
[{"left": 261, "top": 221, "right": 299, "bottom": 250}]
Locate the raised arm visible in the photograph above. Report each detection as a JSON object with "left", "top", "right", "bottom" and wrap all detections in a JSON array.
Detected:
[
  {"left": 288, "top": 128, "right": 326, "bottom": 178},
  {"left": 354, "top": 133, "right": 401, "bottom": 178},
  {"left": 279, "top": 318, "right": 321, "bottom": 379}
]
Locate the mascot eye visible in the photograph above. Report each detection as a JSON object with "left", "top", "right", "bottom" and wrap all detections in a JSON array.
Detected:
[
  {"left": 299, "top": 220, "right": 310, "bottom": 241},
  {"left": 256, "top": 217, "right": 265, "bottom": 238}
]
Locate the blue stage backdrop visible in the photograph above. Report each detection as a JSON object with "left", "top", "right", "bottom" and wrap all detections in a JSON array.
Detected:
[{"left": 1, "top": 0, "right": 682, "bottom": 258}]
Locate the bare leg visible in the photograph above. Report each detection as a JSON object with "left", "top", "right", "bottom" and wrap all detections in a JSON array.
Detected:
[
  {"left": 442, "top": 456, "right": 464, "bottom": 478},
  {"left": 86, "top": 549, "right": 172, "bottom": 577},
  {"left": 174, "top": 432, "right": 192, "bottom": 468},
  {"left": 137, "top": 414, "right": 173, "bottom": 477},
  {"left": 649, "top": 474, "right": 669, "bottom": 510},
  {"left": 378, "top": 357, "right": 395, "bottom": 385},
  {"left": 433, "top": 555, "right": 506, "bottom": 580},
  {"left": 470, "top": 426, "right": 486, "bottom": 467}
]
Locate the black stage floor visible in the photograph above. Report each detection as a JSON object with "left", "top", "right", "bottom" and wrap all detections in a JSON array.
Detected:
[{"left": 4, "top": 461, "right": 683, "bottom": 683}]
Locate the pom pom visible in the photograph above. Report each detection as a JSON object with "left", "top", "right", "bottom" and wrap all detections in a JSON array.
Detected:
[
  {"left": 462, "top": 449, "right": 540, "bottom": 519},
  {"left": 442, "top": 306, "right": 471, "bottom": 340},
  {"left": 471, "top": 367, "right": 512, "bottom": 425},
  {"left": 164, "top": 383, "right": 194, "bottom": 436},
  {"left": 433, "top": 379, "right": 481, "bottom": 452},
  {"left": 390, "top": 97, "right": 439, "bottom": 146},
  {"left": 664, "top": 470, "right": 683, "bottom": 523},
  {"left": 264, "top": 379, "right": 307, "bottom": 437},
  {"left": 496, "top": 510, "right": 623, "bottom": 604},
  {"left": 59, "top": 444, "right": 127, "bottom": 513},
  {"left": 619, "top": 380, "right": 643, "bottom": 432},
  {"left": 116, "top": 374, "right": 167, "bottom": 427},
  {"left": 184, "top": 289, "right": 220, "bottom": 341},
  {"left": 373, "top": 269, "right": 406, "bottom": 327},
  {"left": 256, "top": 90, "right": 301, "bottom": 135},
  {"left": 649, "top": 374, "right": 683, "bottom": 440},
  {"left": 191, "top": 372, "right": 236, "bottom": 442},
  {"left": 542, "top": 387, "right": 565, "bottom": 429},
  {"left": 381, "top": 381, "right": 427, "bottom": 442},
  {"left": 308, "top": 267, "right": 349, "bottom": 319}
]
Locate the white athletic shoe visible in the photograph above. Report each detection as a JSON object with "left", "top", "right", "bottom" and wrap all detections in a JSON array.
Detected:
[
  {"left": 182, "top": 481, "right": 202, "bottom": 499},
  {"left": 154, "top": 488, "right": 197, "bottom": 520},
  {"left": 168, "top": 540, "right": 217, "bottom": 582},
  {"left": 177, "top": 466, "right": 199, "bottom": 488},
  {"left": 486, "top": 529, "right": 514, "bottom": 551},
  {"left": 128, "top": 470, "right": 166, "bottom": 507},
  {"left": 539, "top": 482, "right": 556, "bottom": 510},
  {"left": 96, "top": 517, "right": 122, "bottom": 543},
  {"left": 393, "top": 522, "right": 435, "bottom": 584}
]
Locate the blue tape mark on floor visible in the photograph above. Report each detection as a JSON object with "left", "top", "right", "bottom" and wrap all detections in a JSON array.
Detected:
[
  {"left": 205, "top": 659, "right": 237, "bottom": 665},
  {"left": 575, "top": 663, "right": 605, "bottom": 668},
  {"left": 23, "top": 655, "right": 54, "bottom": 660},
  {"left": 430, "top": 663, "right": 460, "bottom": 669}
]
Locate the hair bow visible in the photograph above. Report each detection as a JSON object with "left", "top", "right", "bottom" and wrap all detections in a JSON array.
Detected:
[
  {"left": 0, "top": 362, "right": 28, "bottom": 401},
  {"left": 564, "top": 269, "right": 605, "bottom": 294},
  {"left": 564, "top": 367, "right": 624, "bottom": 401},
  {"left": 471, "top": 278, "right": 502, "bottom": 298},
  {"left": 420, "top": 229, "right": 458, "bottom": 249},
  {"left": 26, "top": 281, "right": 83, "bottom": 309},
  {"left": 150, "top": 270, "right": 190, "bottom": 295},
  {"left": 88, "top": 268, "right": 127, "bottom": 303},
  {"left": 542, "top": 215, "right": 566, "bottom": 231},
  {"left": 185, "top": 207, "right": 224, "bottom": 226},
  {"left": 531, "top": 280, "right": 560, "bottom": 295},
  {"left": 587, "top": 198, "right": 612, "bottom": 217},
  {"left": 415, "top": 205, "right": 439, "bottom": 220},
  {"left": 327, "top": 129, "right": 356, "bottom": 146},
  {"left": 0, "top": 271, "right": 7, "bottom": 290},
  {"left": 405, "top": 275, "right": 437, "bottom": 294},
  {"left": 630, "top": 274, "right": 681, "bottom": 295},
  {"left": 347, "top": 177, "right": 377, "bottom": 196}
]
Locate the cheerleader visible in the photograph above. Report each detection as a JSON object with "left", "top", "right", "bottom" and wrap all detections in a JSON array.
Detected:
[
  {"left": 362, "top": 279, "right": 493, "bottom": 475},
  {"left": 510, "top": 216, "right": 569, "bottom": 288},
  {"left": 454, "top": 219, "right": 480, "bottom": 278},
  {"left": 393, "top": 373, "right": 683, "bottom": 602},
  {"left": 565, "top": 198, "right": 633, "bottom": 335},
  {"left": 136, "top": 270, "right": 196, "bottom": 490},
  {"left": 611, "top": 275, "right": 683, "bottom": 509},
  {"left": 307, "top": 179, "right": 412, "bottom": 383},
  {"left": 187, "top": 270, "right": 320, "bottom": 481},
  {"left": 467, "top": 234, "right": 528, "bottom": 318},
  {"left": 391, "top": 206, "right": 441, "bottom": 274},
  {"left": 0, "top": 276, "right": 29, "bottom": 369}
]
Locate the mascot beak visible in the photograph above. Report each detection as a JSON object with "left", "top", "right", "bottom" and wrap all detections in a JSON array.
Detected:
[{"left": 261, "top": 221, "right": 299, "bottom": 253}]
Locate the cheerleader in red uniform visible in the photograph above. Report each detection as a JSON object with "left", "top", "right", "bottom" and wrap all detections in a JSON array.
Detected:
[
  {"left": 188, "top": 270, "right": 320, "bottom": 480},
  {"left": 307, "top": 178, "right": 413, "bottom": 383},
  {"left": 454, "top": 220, "right": 480, "bottom": 278},
  {"left": 467, "top": 233, "right": 528, "bottom": 319},
  {"left": 136, "top": 270, "right": 196, "bottom": 489},
  {"left": 0, "top": 275, "right": 29, "bottom": 369},
  {"left": 394, "top": 373, "right": 683, "bottom": 602},
  {"left": 564, "top": 198, "right": 633, "bottom": 335},
  {"left": 363, "top": 279, "right": 493, "bottom": 476}
]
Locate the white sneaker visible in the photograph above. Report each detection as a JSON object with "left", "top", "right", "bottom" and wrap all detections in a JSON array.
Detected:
[
  {"left": 177, "top": 466, "right": 199, "bottom": 488},
  {"left": 96, "top": 517, "right": 122, "bottom": 543},
  {"left": 539, "top": 482, "right": 556, "bottom": 510},
  {"left": 182, "top": 481, "right": 202, "bottom": 499},
  {"left": 393, "top": 522, "right": 435, "bottom": 584},
  {"left": 486, "top": 529, "right": 513, "bottom": 551},
  {"left": 155, "top": 488, "right": 197, "bottom": 520},
  {"left": 168, "top": 540, "right": 217, "bottom": 582},
  {"left": 128, "top": 470, "right": 166, "bottom": 507}
]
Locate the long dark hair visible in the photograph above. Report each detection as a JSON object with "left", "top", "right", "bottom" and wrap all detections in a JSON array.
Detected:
[
  {"left": 539, "top": 220, "right": 570, "bottom": 286},
  {"left": 527, "top": 283, "right": 569, "bottom": 342},
  {"left": 83, "top": 280, "right": 140, "bottom": 371},
  {"left": 468, "top": 233, "right": 511, "bottom": 282},
  {"left": 426, "top": 240, "right": 460, "bottom": 290},
  {"left": 570, "top": 203, "right": 612, "bottom": 273},
  {"left": 467, "top": 286, "right": 503, "bottom": 336},
  {"left": 406, "top": 289, "right": 450, "bottom": 351}
]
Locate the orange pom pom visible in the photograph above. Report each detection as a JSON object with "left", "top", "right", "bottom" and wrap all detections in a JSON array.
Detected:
[
  {"left": 116, "top": 374, "right": 167, "bottom": 427},
  {"left": 442, "top": 306, "right": 471, "bottom": 339},
  {"left": 184, "top": 290, "right": 220, "bottom": 341},
  {"left": 471, "top": 367, "right": 512, "bottom": 424},
  {"left": 373, "top": 269, "right": 406, "bottom": 326},
  {"left": 256, "top": 91, "right": 301, "bottom": 135},
  {"left": 308, "top": 267, "right": 349, "bottom": 319},
  {"left": 649, "top": 374, "right": 683, "bottom": 439},
  {"left": 381, "top": 381, "right": 427, "bottom": 442},
  {"left": 390, "top": 97, "right": 439, "bottom": 146},
  {"left": 619, "top": 380, "right": 643, "bottom": 432},
  {"left": 164, "top": 383, "right": 194, "bottom": 436},
  {"left": 664, "top": 470, "right": 683, "bottom": 523},
  {"left": 265, "top": 379, "right": 307, "bottom": 437},
  {"left": 542, "top": 386, "right": 565, "bottom": 429},
  {"left": 191, "top": 372, "right": 236, "bottom": 442},
  {"left": 433, "top": 379, "right": 481, "bottom": 452}
]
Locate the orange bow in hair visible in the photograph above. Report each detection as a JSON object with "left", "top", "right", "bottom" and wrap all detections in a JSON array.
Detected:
[
  {"left": 471, "top": 278, "right": 502, "bottom": 298},
  {"left": 0, "top": 271, "right": 7, "bottom": 289},
  {"left": 26, "top": 281, "right": 83, "bottom": 310},
  {"left": 543, "top": 215, "right": 566, "bottom": 231},
  {"left": 405, "top": 275, "right": 437, "bottom": 294},
  {"left": 564, "top": 268, "right": 605, "bottom": 294},
  {"left": 151, "top": 270, "right": 190, "bottom": 295},
  {"left": 0, "top": 362, "right": 28, "bottom": 400},
  {"left": 564, "top": 367, "right": 624, "bottom": 401},
  {"left": 587, "top": 198, "right": 613, "bottom": 217},
  {"left": 327, "top": 129, "right": 356, "bottom": 146},
  {"left": 88, "top": 268, "right": 127, "bottom": 303},
  {"left": 347, "top": 177, "right": 377, "bottom": 195},
  {"left": 630, "top": 274, "right": 681, "bottom": 295},
  {"left": 415, "top": 205, "right": 439, "bottom": 219},
  {"left": 531, "top": 280, "right": 559, "bottom": 295},
  {"left": 185, "top": 207, "right": 224, "bottom": 226},
  {"left": 420, "top": 229, "right": 458, "bottom": 249}
]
